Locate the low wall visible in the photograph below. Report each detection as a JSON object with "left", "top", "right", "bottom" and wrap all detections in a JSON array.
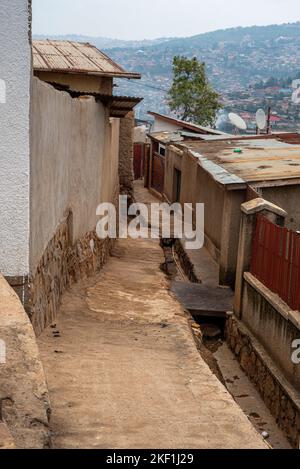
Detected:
[
  {"left": 226, "top": 314, "right": 300, "bottom": 448},
  {"left": 242, "top": 272, "right": 300, "bottom": 388},
  {"left": 0, "top": 275, "right": 51, "bottom": 448}
]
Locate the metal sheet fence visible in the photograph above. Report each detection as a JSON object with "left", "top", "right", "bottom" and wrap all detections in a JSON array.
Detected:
[{"left": 251, "top": 214, "right": 300, "bottom": 311}]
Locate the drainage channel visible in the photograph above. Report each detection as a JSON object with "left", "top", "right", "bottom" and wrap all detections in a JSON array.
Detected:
[{"left": 161, "top": 238, "right": 292, "bottom": 450}]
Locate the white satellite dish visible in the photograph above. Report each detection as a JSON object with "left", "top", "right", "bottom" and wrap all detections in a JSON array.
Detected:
[
  {"left": 256, "top": 109, "right": 267, "bottom": 130},
  {"left": 228, "top": 112, "right": 247, "bottom": 131}
]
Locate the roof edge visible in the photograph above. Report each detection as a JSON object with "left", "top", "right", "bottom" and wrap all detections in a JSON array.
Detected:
[{"left": 148, "top": 111, "right": 227, "bottom": 136}]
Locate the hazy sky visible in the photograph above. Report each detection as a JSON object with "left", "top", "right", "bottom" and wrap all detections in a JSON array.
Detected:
[{"left": 33, "top": 0, "right": 300, "bottom": 40}]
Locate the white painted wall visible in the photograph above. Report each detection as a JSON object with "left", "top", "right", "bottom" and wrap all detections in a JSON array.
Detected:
[
  {"left": 152, "top": 117, "right": 180, "bottom": 133},
  {"left": 0, "top": 0, "right": 31, "bottom": 276},
  {"left": 30, "top": 78, "right": 120, "bottom": 272}
]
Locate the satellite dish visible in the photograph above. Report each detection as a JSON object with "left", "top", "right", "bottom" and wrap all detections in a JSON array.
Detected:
[
  {"left": 228, "top": 112, "right": 247, "bottom": 131},
  {"left": 292, "top": 88, "right": 300, "bottom": 105},
  {"left": 256, "top": 109, "right": 267, "bottom": 130}
]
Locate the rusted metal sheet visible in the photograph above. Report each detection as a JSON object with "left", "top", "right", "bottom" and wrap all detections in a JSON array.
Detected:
[
  {"left": 33, "top": 40, "right": 141, "bottom": 79},
  {"left": 176, "top": 135, "right": 300, "bottom": 186},
  {"left": 251, "top": 214, "right": 300, "bottom": 311}
]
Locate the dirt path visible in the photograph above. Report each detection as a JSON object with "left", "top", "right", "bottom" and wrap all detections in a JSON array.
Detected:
[{"left": 38, "top": 236, "right": 267, "bottom": 449}]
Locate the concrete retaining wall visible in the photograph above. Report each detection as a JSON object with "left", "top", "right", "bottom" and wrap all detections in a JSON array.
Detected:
[
  {"left": 226, "top": 314, "right": 300, "bottom": 448},
  {"left": 241, "top": 273, "right": 300, "bottom": 388}
]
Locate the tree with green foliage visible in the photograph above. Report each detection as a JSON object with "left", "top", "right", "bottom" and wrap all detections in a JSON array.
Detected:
[{"left": 168, "top": 56, "right": 222, "bottom": 127}]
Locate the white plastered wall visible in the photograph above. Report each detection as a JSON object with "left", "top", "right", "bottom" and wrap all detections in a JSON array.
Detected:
[{"left": 0, "top": 0, "right": 32, "bottom": 276}]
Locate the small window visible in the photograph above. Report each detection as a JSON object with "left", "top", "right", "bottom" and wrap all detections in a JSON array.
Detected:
[{"left": 158, "top": 144, "right": 166, "bottom": 157}]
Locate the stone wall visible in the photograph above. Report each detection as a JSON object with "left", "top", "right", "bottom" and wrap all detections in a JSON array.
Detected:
[
  {"left": 226, "top": 314, "right": 300, "bottom": 448},
  {"left": 119, "top": 111, "right": 134, "bottom": 204},
  {"left": 29, "top": 198, "right": 117, "bottom": 337}
]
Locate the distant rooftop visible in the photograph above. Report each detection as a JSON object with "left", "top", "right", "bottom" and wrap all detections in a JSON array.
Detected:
[
  {"left": 173, "top": 133, "right": 300, "bottom": 188},
  {"left": 33, "top": 40, "right": 141, "bottom": 79},
  {"left": 148, "top": 111, "right": 230, "bottom": 136}
]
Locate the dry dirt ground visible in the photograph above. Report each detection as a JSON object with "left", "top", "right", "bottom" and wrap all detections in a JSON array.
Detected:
[{"left": 38, "top": 235, "right": 267, "bottom": 449}]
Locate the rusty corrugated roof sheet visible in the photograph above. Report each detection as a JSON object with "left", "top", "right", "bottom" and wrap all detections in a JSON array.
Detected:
[
  {"left": 175, "top": 134, "right": 300, "bottom": 187},
  {"left": 33, "top": 40, "right": 141, "bottom": 79}
]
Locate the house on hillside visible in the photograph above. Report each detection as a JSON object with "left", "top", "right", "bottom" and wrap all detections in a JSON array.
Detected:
[
  {"left": 145, "top": 111, "right": 231, "bottom": 196},
  {"left": 0, "top": 37, "right": 142, "bottom": 335},
  {"left": 165, "top": 133, "right": 300, "bottom": 287}
]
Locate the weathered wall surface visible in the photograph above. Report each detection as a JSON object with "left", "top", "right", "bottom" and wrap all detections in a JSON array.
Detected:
[
  {"left": 165, "top": 146, "right": 245, "bottom": 285},
  {"left": 29, "top": 78, "right": 120, "bottom": 333},
  {"left": 119, "top": 111, "right": 134, "bottom": 203},
  {"left": 165, "top": 147, "right": 224, "bottom": 253},
  {"left": 219, "top": 189, "right": 246, "bottom": 287},
  {"left": 34, "top": 71, "right": 113, "bottom": 95},
  {"left": 152, "top": 118, "right": 179, "bottom": 133},
  {"left": 0, "top": 0, "right": 32, "bottom": 277},
  {"left": 30, "top": 78, "right": 119, "bottom": 271},
  {"left": 241, "top": 273, "right": 300, "bottom": 388},
  {"left": 226, "top": 314, "right": 300, "bottom": 448},
  {"left": 262, "top": 185, "right": 300, "bottom": 231},
  {"left": 0, "top": 275, "right": 51, "bottom": 448}
]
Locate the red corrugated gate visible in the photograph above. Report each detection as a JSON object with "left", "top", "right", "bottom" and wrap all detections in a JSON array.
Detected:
[{"left": 251, "top": 214, "right": 300, "bottom": 311}]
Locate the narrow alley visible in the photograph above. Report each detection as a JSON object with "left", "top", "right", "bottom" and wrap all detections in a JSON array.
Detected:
[{"left": 37, "top": 188, "right": 267, "bottom": 449}]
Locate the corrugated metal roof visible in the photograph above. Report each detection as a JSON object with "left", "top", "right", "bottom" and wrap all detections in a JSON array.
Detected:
[
  {"left": 175, "top": 134, "right": 300, "bottom": 187},
  {"left": 65, "top": 90, "right": 142, "bottom": 117},
  {"left": 33, "top": 40, "right": 141, "bottom": 79}
]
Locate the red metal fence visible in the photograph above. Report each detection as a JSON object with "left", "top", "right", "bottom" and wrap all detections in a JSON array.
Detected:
[{"left": 251, "top": 214, "right": 300, "bottom": 311}]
